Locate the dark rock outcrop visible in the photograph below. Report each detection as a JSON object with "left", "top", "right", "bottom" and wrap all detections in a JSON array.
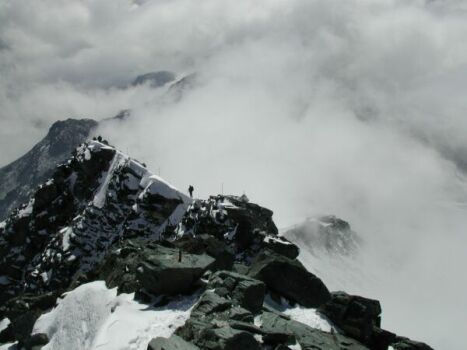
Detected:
[
  {"left": 258, "top": 311, "right": 368, "bottom": 350},
  {"left": 318, "top": 292, "right": 406, "bottom": 350},
  {"left": 319, "top": 292, "right": 382, "bottom": 343},
  {"left": 248, "top": 250, "right": 331, "bottom": 308},
  {"left": 207, "top": 271, "right": 266, "bottom": 313},
  {"left": 137, "top": 245, "right": 214, "bottom": 296}
]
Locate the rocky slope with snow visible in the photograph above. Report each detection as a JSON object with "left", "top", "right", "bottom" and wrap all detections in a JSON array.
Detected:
[
  {"left": 0, "top": 119, "right": 98, "bottom": 221},
  {"left": 0, "top": 141, "right": 432, "bottom": 350}
]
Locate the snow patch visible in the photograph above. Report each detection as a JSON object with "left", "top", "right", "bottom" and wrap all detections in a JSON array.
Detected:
[
  {"left": 17, "top": 199, "right": 34, "bottom": 218},
  {"left": 140, "top": 174, "right": 189, "bottom": 202},
  {"left": 282, "top": 307, "right": 333, "bottom": 333},
  {"left": 0, "top": 318, "right": 11, "bottom": 333},
  {"left": 33, "top": 281, "right": 198, "bottom": 350},
  {"left": 93, "top": 153, "right": 125, "bottom": 208},
  {"left": 264, "top": 294, "right": 334, "bottom": 333},
  {"left": 84, "top": 148, "right": 92, "bottom": 161},
  {"left": 60, "top": 227, "right": 74, "bottom": 251}
]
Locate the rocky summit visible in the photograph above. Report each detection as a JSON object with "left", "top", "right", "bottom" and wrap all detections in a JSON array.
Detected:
[{"left": 0, "top": 140, "right": 433, "bottom": 350}]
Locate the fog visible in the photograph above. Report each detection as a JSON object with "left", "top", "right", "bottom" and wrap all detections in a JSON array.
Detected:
[{"left": 1, "top": 0, "right": 467, "bottom": 348}]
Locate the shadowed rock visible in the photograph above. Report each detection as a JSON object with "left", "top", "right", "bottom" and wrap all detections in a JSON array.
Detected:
[{"left": 248, "top": 250, "right": 331, "bottom": 308}]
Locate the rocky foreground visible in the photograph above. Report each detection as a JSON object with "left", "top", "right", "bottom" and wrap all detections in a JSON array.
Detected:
[{"left": 0, "top": 141, "right": 432, "bottom": 350}]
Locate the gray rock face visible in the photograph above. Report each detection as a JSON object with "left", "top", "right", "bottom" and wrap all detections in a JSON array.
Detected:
[
  {"left": 319, "top": 292, "right": 383, "bottom": 347},
  {"left": 148, "top": 334, "right": 200, "bottom": 350},
  {"left": 0, "top": 118, "right": 97, "bottom": 220},
  {"left": 137, "top": 245, "right": 215, "bottom": 296},
  {"left": 207, "top": 271, "right": 266, "bottom": 313},
  {"left": 248, "top": 250, "right": 331, "bottom": 308},
  {"left": 261, "top": 235, "right": 299, "bottom": 259},
  {"left": 258, "top": 311, "right": 369, "bottom": 350}
]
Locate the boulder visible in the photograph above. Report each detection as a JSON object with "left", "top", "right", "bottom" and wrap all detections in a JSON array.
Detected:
[
  {"left": 207, "top": 271, "right": 266, "bottom": 313},
  {"left": 190, "top": 291, "right": 232, "bottom": 317},
  {"left": 248, "top": 250, "right": 330, "bottom": 307},
  {"left": 98, "top": 241, "right": 215, "bottom": 295},
  {"left": 261, "top": 235, "right": 299, "bottom": 259},
  {"left": 259, "top": 311, "right": 369, "bottom": 350},
  {"left": 318, "top": 292, "right": 395, "bottom": 349},
  {"left": 148, "top": 334, "right": 200, "bottom": 350},
  {"left": 137, "top": 244, "right": 215, "bottom": 295},
  {"left": 173, "top": 234, "right": 235, "bottom": 271}
]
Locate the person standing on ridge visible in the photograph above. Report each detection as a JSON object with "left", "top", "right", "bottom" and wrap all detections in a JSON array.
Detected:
[{"left": 188, "top": 185, "right": 194, "bottom": 198}]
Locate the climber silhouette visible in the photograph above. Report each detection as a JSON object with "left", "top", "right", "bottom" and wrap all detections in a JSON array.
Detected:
[{"left": 188, "top": 185, "right": 194, "bottom": 198}]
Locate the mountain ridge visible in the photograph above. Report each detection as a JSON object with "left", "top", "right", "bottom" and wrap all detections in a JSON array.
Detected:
[{"left": 0, "top": 140, "right": 432, "bottom": 350}]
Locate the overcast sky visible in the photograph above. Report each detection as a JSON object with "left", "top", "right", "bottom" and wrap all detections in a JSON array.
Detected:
[{"left": 1, "top": 0, "right": 467, "bottom": 348}]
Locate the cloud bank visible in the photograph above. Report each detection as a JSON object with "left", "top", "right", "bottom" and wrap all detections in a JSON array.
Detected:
[{"left": 1, "top": 0, "right": 467, "bottom": 348}]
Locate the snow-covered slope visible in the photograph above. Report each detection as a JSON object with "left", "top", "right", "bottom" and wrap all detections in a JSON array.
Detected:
[{"left": 32, "top": 281, "right": 198, "bottom": 350}]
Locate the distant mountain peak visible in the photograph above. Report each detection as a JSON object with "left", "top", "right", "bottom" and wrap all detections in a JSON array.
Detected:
[
  {"left": 0, "top": 118, "right": 97, "bottom": 220},
  {"left": 132, "top": 71, "right": 176, "bottom": 88}
]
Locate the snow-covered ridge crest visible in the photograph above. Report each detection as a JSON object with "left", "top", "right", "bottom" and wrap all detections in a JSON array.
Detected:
[{"left": 77, "top": 140, "right": 190, "bottom": 209}]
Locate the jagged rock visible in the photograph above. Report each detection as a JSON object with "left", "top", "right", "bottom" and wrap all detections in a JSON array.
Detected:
[
  {"left": 261, "top": 235, "right": 299, "bottom": 259},
  {"left": 258, "top": 311, "right": 369, "bottom": 350},
  {"left": 391, "top": 337, "right": 434, "bottom": 350},
  {"left": 178, "top": 195, "right": 278, "bottom": 257},
  {"left": 0, "top": 291, "right": 58, "bottom": 347},
  {"left": 207, "top": 271, "right": 266, "bottom": 313},
  {"left": 318, "top": 292, "right": 396, "bottom": 349},
  {"left": 248, "top": 250, "right": 330, "bottom": 307},
  {"left": 148, "top": 334, "right": 200, "bottom": 350},
  {"left": 96, "top": 240, "right": 144, "bottom": 293},
  {"left": 137, "top": 244, "right": 215, "bottom": 296},
  {"left": 319, "top": 292, "right": 381, "bottom": 336}
]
